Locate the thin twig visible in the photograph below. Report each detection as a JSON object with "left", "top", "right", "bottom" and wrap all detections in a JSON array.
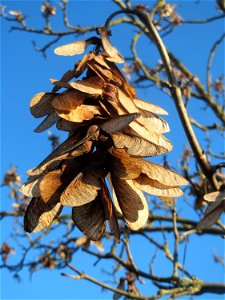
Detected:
[
  {"left": 63, "top": 264, "right": 148, "bottom": 300},
  {"left": 172, "top": 208, "right": 179, "bottom": 278},
  {"left": 207, "top": 32, "right": 225, "bottom": 94},
  {"left": 181, "top": 14, "right": 225, "bottom": 24}
]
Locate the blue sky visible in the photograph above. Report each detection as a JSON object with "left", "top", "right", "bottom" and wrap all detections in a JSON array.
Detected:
[{"left": 1, "top": 1, "right": 224, "bottom": 299}]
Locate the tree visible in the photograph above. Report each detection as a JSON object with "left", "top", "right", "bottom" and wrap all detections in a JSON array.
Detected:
[{"left": 1, "top": 1, "right": 225, "bottom": 299}]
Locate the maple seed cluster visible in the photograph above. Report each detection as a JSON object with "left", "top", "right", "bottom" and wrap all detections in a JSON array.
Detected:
[{"left": 20, "top": 27, "right": 188, "bottom": 242}]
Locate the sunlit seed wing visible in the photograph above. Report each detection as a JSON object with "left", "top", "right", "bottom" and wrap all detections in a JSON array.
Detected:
[
  {"left": 133, "top": 98, "right": 168, "bottom": 115},
  {"left": 203, "top": 191, "right": 225, "bottom": 202},
  {"left": 118, "top": 90, "right": 169, "bottom": 133},
  {"left": 142, "top": 112, "right": 170, "bottom": 133},
  {"left": 52, "top": 91, "right": 101, "bottom": 122},
  {"left": 30, "top": 92, "right": 56, "bottom": 118},
  {"left": 134, "top": 175, "right": 184, "bottom": 197},
  {"left": 117, "top": 89, "right": 139, "bottom": 114},
  {"left": 51, "top": 91, "right": 84, "bottom": 110},
  {"left": 55, "top": 104, "right": 102, "bottom": 122},
  {"left": 111, "top": 132, "right": 169, "bottom": 157},
  {"left": 110, "top": 149, "right": 142, "bottom": 180},
  {"left": 94, "top": 55, "right": 112, "bottom": 69},
  {"left": 124, "top": 123, "right": 173, "bottom": 153},
  {"left": 54, "top": 40, "right": 87, "bottom": 56},
  {"left": 19, "top": 175, "right": 42, "bottom": 197},
  {"left": 141, "top": 161, "right": 189, "bottom": 186},
  {"left": 74, "top": 52, "right": 96, "bottom": 77},
  {"left": 100, "top": 113, "right": 140, "bottom": 133},
  {"left": 60, "top": 171, "right": 101, "bottom": 206},
  {"left": 24, "top": 197, "right": 63, "bottom": 233},
  {"left": 39, "top": 170, "right": 63, "bottom": 203},
  {"left": 54, "top": 37, "right": 101, "bottom": 56},
  {"left": 70, "top": 77, "right": 103, "bottom": 95},
  {"left": 100, "top": 30, "right": 124, "bottom": 64},
  {"left": 111, "top": 175, "right": 149, "bottom": 230},
  {"left": 75, "top": 235, "right": 89, "bottom": 247}
]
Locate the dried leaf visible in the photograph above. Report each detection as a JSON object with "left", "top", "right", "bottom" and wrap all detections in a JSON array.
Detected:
[
  {"left": 60, "top": 171, "right": 101, "bottom": 206},
  {"left": 24, "top": 197, "right": 63, "bottom": 233},
  {"left": 100, "top": 113, "right": 140, "bottom": 133},
  {"left": 34, "top": 112, "right": 60, "bottom": 133},
  {"left": 54, "top": 37, "right": 101, "bottom": 56},
  {"left": 133, "top": 98, "right": 168, "bottom": 115},
  {"left": 30, "top": 92, "right": 55, "bottom": 118},
  {"left": 72, "top": 194, "right": 106, "bottom": 241},
  {"left": 111, "top": 175, "right": 149, "bottom": 230}
]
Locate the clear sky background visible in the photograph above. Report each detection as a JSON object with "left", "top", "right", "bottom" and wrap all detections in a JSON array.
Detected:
[{"left": 1, "top": 1, "right": 224, "bottom": 299}]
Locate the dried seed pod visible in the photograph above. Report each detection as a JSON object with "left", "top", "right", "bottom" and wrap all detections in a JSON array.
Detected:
[{"left": 21, "top": 33, "right": 189, "bottom": 241}]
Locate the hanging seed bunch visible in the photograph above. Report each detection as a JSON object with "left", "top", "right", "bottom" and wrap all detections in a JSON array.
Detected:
[{"left": 20, "top": 27, "right": 188, "bottom": 242}]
